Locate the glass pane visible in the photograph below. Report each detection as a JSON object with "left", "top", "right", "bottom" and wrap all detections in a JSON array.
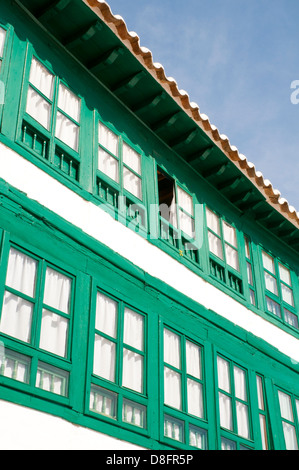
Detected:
[
  {"left": 189, "top": 425, "right": 207, "bottom": 450},
  {"left": 244, "top": 238, "right": 250, "bottom": 259},
  {"left": 58, "top": 84, "right": 80, "bottom": 122},
  {"left": 164, "top": 415, "right": 183, "bottom": 442},
  {"left": 186, "top": 341, "right": 201, "bottom": 379},
  {"left": 223, "top": 222, "right": 237, "bottom": 247},
  {"left": 259, "top": 414, "right": 269, "bottom": 450},
  {"left": 256, "top": 376, "right": 264, "bottom": 410},
  {"left": 122, "top": 400, "right": 146, "bottom": 428},
  {"left": 29, "top": 57, "right": 54, "bottom": 99},
  {"left": 36, "top": 362, "right": 68, "bottom": 396},
  {"left": 39, "top": 309, "right": 69, "bottom": 357},
  {"left": 278, "top": 264, "right": 291, "bottom": 285},
  {"left": 90, "top": 385, "right": 117, "bottom": 418},
  {"left": 247, "top": 262, "right": 253, "bottom": 285},
  {"left": 208, "top": 232, "right": 223, "bottom": 259},
  {"left": 0, "top": 27, "right": 6, "bottom": 57},
  {"left": 264, "top": 272, "right": 278, "bottom": 295},
  {"left": 0, "top": 291, "right": 33, "bottom": 343},
  {"left": 278, "top": 391, "right": 294, "bottom": 421},
  {"left": 234, "top": 366, "right": 247, "bottom": 400},
  {"left": 122, "top": 348, "right": 143, "bottom": 393},
  {"left": 206, "top": 208, "right": 220, "bottom": 235},
  {"left": 225, "top": 244, "right": 239, "bottom": 271},
  {"left": 250, "top": 289, "right": 256, "bottom": 306},
  {"left": 123, "top": 308, "right": 143, "bottom": 351},
  {"left": 44, "top": 267, "right": 71, "bottom": 314},
  {"left": 98, "top": 122, "right": 118, "bottom": 156},
  {"left": 6, "top": 248, "right": 37, "bottom": 298},
  {"left": 55, "top": 111, "right": 79, "bottom": 151},
  {"left": 284, "top": 309, "right": 299, "bottom": 329},
  {"left": 266, "top": 296, "right": 281, "bottom": 317},
  {"left": 179, "top": 210, "right": 194, "bottom": 238},
  {"left": 283, "top": 422, "right": 298, "bottom": 450},
  {"left": 221, "top": 437, "right": 236, "bottom": 450},
  {"left": 236, "top": 401, "right": 250, "bottom": 439},
  {"left": 164, "top": 329, "right": 180, "bottom": 368},
  {"left": 98, "top": 148, "right": 119, "bottom": 182},
  {"left": 123, "top": 143, "right": 141, "bottom": 174},
  {"left": 262, "top": 252, "right": 275, "bottom": 273},
  {"left": 26, "top": 87, "right": 52, "bottom": 130},
  {"left": 187, "top": 378, "right": 203, "bottom": 418},
  {"left": 219, "top": 392, "right": 233, "bottom": 430},
  {"left": 164, "top": 367, "right": 182, "bottom": 410},
  {"left": 281, "top": 284, "right": 294, "bottom": 306},
  {"left": 95, "top": 293, "right": 117, "bottom": 338},
  {"left": 0, "top": 349, "right": 30, "bottom": 383},
  {"left": 177, "top": 187, "right": 193, "bottom": 215},
  {"left": 123, "top": 168, "right": 142, "bottom": 199},
  {"left": 93, "top": 334, "right": 115, "bottom": 382},
  {"left": 217, "top": 356, "right": 231, "bottom": 393}
]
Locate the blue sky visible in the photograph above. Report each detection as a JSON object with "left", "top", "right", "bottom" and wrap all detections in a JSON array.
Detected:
[{"left": 105, "top": 0, "right": 299, "bottom": 212}]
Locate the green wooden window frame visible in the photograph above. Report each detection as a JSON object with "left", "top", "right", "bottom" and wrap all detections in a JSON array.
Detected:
[
  {"left": 205, "top": 206, "right": 243, "bottom": 295},
  {"left": 156, "top": 167, "right": 199, "bottom": 266},
  {"left": 87, "top": 288, "right": 148, "bottom": 433},
  {"left": 0, "top": 23, "right": 12, "bottom": 126},
  {"left": 17, "top": 48, "right": 82, "bottom": 183},
  {"left": 95, "top": 119, "right": 147, "bottom": 232},
  {"left": 244, "top": 236, "right": 257, "bottom": 307},
  {"left": 256, "top": 374, "right": 270, "bottom": 450},
  {"left": 161, "top": 325, "right": 208, "bottom": 449},
  {"left": 277, "top": 388, "right": 299, "bottom": 450},
  {"left": 260, "top": 249, "right": 298, "bottom": 330},
  {"left": 216, "top": 354, "right": 254, "bottom": 449},
  {"left": 0, "top": 240, "right": 75, "bottom": 401}
]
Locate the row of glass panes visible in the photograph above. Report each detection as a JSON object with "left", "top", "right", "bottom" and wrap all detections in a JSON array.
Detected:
[{"left": 0, "top": 348, "right": 68, "bottom": 396}]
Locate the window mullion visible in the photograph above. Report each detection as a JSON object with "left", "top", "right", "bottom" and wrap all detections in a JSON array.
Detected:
[{"left": 31, "top": 259, "right": 46, "bottom": 350}]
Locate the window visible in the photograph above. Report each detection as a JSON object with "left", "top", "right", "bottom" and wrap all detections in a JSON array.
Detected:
[
  {"left": 217, "top": 355, "right": 252, "bottom": 448},
  {"left": 256, "top": 375, "right": 270, "bottom": 450},
  {"left": 19, "top": 55, "right": 81, "bottom": 181},
  {"left": 261, "top": 251, "right": 298, "bottom": 329},
  {"left": 206, "top": 208, "right": 242, "bottom": 294},
  {"left": 157, "top": 169, "right": 199, "bottom": 264},
  {"left": 0, "top": 26, "right": 7, "bottom": 73},
  {"left": 0, "top": 245, "right": 74, "bottom": 397},
  {"left": 162, "top": 327, "right": 207, "bottom": 449},
  {"left": 96, "top": 121, "right": 146, "bottom": 230},
  {"left": 278, "top": 390, "right": 299, "bottom": 450},
  {"left": 244, "top": 237, "right": 256, "bottom": 306},
  {"left": 89, "top": 291, "right": 147, "bottom": 430}
]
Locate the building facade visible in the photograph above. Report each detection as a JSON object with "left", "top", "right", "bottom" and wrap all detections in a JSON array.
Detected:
[{"left": 0, "top": 0, "right": 299, "bottom": 450}]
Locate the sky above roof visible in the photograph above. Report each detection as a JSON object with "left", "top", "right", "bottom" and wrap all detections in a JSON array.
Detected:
[{"left": 104, "top": 0, "right": 299, "bottom": 213}]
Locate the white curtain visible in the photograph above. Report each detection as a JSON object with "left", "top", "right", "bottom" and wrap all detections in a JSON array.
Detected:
[
  {"left": 90, "top": 387, "right": 115, "bottom": 417},
  {"left": 281, "top": 284, "right": 294, "bottom": 306},
  {"left": 93, "top": 334, "right": 115, "bottom": 382},
  {"left": 164, "top": 329, "right": 180, "bottom": 368},
  {"left": 206, "top": 208, "right": 220, "bottom": 235},
  {"left": 98, "top": 148, "right": 119, "bottom": 182},
  {"left": 208, "top": 232, "right": 223, "bottom": 259},
  {"left": 123, "top": 168, "right": 142, "bottom": 199},
  {"left": 236, "top": 401, "right": 249, "bottom": 439},
  {"left": 179, "top": 211, "right": 194, "bottom": 238},
  {"left": 259, "top": 414, "right": 268, "bottom": 450},
  {"left": 187, "top": 378, "right": 203, "bottom": 418},
  {"left": 262, "top": 252, "right": 275, "bottom": 273},
  {"left": 186, "top": 340, "right": 201, "bottom": 379},
  {"left": 0, "top": 27, "right": 6, "bottom": 58},
  {"left": 95, "top": 292, "right": 117, "bottom": 338},
  {"left": 189, "top": 427, "right": 206, "bottom": 449},
  {"left": 55, "top": 112, "right": 79, "bottom": 151},
  {"left": 278, "top": 391, "right": 293, "bottom": 421},
  {"left": 123, "top": 402, "right": 144, "bottom": 427},
  {"left": 1, "top": 354, "right": 28, "bottom": 383},
  {"left": 98, "top": 122, "right": 118, "bottom": 156},
  {"left": 123, "top": 308, "right": 143, "bottom": 351},
  {"left": 6, "top": 248, "right": 37, "bottom": 297},
  {"left": 279, "top": 264, "right": 291, "bottom": 285},
  {"left": 219, "top": 392, "right": 233, "bottom": 430},
  {"left": 223, "top": 222, "right": 237, "bottom": 247},
  {"left": 123, "top": 143, "right": 141, "bottom": 174},
  {"left": 43, "top": 267, "right": 71, "bottom": 314},
  {"left": 177, "top": 187, "right": 193, "bottom": 215},
  {"left": 122, "top": 143, "right": 142, "bottom": 199},
  {"left": 225, "top": 244, "right": 239, "bottom": 271},
  {"left": 36, "top": 368, "right": 65, "bottom": 395},
  {"left": 282, "top": 422, "right": 298, "bottom": 450},
  {"left": 26, "top": 87, "right": 52, "bottom": 130},
  {"left": 217, "top": 356, "right": 231, "bottom": 393},
  {"left": 58, "top": 84, "right": 80, "bottom": 122},
  {"left": 256, "top": 375, "right": 264, "bottom": 410},
  {"left": 234, "top": 366, "right": 246, "bottom": 400},
  {"left": 29, "top": 57, "right": 54, "bottom": 99},
  {"left": 164, "top": 366, "right": 181, "bottom": 410},
  {"left": 164, "top": 417, "right": 182, "bottom": 441},
  {"left": 122, "top": 348, "right": 143, "bottom": 393},
  {"left": 264, "top": 272, "right": 278, "bottom": 295},
  {"left": 39, "top": 309, "right": 68, "bottom": 357}
]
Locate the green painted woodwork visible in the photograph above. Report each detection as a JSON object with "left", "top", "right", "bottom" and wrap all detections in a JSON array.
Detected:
[{"left": 0, "top": 0, "right": 298, "bottom": 450}]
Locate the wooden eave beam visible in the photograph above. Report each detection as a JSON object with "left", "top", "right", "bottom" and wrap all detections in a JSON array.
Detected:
[
  {"left": 230, "top": 189, "right": 254, "bottom": 205},
  {"left": 255, "top": 210, "right": 274, "bottom": 223},
  {"left": 63, "top": 20, "right": 103, "bottom": 49},
  {"left": 186, "top": 146, "right": 214, "bottom": 166},
  {"left": 36, "top": 0, "right": 72, "bottom": 22},
  {"left": 169, "top": 128, "right": 199, "bottom": 150},
  {"left": 151, "top": 111, "right": 182, "bottom": 133},
  {"left": 112, "top": 70, "right": 146, "bottom": 95},
  {"left": 88, "top": 46, "right": 124, "bottom": 72},
  {"left": 217, "top": 175, "right": 243, "bottom": 192},
  {"left": 132, "top": 92, "right": 167, "bottom": 115},
  {"left": 202, "top": 161, "right": 230, "bottom": 180}
]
